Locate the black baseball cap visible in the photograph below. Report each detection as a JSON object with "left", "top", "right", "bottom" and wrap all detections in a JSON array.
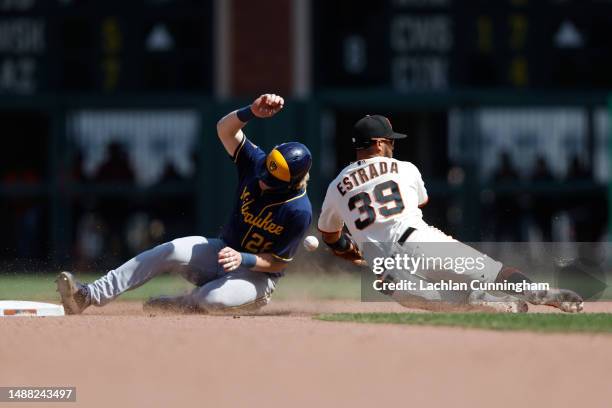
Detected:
[{"left": 352, "top": 115, "right": 407, "bottom": 149}]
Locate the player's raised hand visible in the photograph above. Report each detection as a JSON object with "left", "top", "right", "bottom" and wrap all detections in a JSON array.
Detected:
[
  {"left": 251, "top": 93, "right": 284, "bottom": 118},
  {"left": 218, "top": 246, "right": 242, "bottom": 272}
]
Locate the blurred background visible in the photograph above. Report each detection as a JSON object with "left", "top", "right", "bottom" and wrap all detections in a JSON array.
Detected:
[{"left": 0, "top": 0, "right": 610, "bottom": 272}]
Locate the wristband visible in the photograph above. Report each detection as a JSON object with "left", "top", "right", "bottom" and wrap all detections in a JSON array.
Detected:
[
  {"left": 236, "top": 106, "right": 256, "bottom": 122},
  {"left": 240, "top": 252, "right": 257, "bottom": 268},
  {"left": 326, "top": 233, "right": 351, "bottom": 253}
]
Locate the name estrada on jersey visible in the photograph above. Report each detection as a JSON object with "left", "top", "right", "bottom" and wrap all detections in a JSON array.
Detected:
[
  {"left": 335, "top": 160, "right": 399, "bottom": 195},
  {"left": 318, "top": 156, "right": 428, "bottom": 248},
  {"left": 220, "top": 137, "right": 312, "bottom": 263}
]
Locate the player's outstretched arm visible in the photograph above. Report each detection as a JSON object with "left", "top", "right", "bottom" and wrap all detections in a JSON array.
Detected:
[
  {"left": 216, "top": 93, "right": 285, "bottom": 156},
  {"left": 217, "top": 246, "right": 288, "bottom": 273},
  {"left": 321, "top": 230, "right": 365, "bottom": 266}
]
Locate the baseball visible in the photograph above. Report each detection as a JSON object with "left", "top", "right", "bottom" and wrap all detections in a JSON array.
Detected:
[{"left": 303, "top": 235, "right": 319, "bottom": 252}]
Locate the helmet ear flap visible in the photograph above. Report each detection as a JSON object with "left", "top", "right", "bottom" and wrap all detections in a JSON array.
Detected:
[{"left": 260, "top": 142, "right": 312, "bottom": 190}]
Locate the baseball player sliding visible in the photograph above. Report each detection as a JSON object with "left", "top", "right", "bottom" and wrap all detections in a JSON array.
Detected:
[
  {"left": 318, "top": 115, "right": 584, "bottom": 313},
  {"left": 57, "top": 94, "right": 312, "bottom": 314}
]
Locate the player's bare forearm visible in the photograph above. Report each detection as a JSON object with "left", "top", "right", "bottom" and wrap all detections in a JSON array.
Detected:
[{"left": 216, "top": 111, "right": 246, "bottom": 157}]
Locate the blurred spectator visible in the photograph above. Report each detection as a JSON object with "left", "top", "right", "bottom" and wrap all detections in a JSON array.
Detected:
[
  {"left": 565, "top": 154, "right": 607, "bottom": 242},
  {"left": 188, "top": 149, "right": 199, "bottom": 181},
  {"left": 71, "top": 150, "right": 88, "bottom": 183},
  {"left": 2, "top": 169, "right": 43, "bottom": 259},
  {"left": 93, "top": 141, "right": 135, "bottom": 183},
  {"left": 566, "top": 154, "right": 591, "bottom": 181},
  {"left": 91, "top": 141, "right": 136, "bottom": 264},
  {"left": 148, "top": 152, "right": 197, "bottom": 244},
  {"left": 125, "top": 212, "right": 166, "bottom": 254},
  {"left": 74, "top": 212, "right": 106, "bottom": 271},
  {"left": 491, "top": 151, "right": 523, "bottom": 241},
  {"left": 159, "top": 162, "right": 182, "bottom": 183},
  {"left": 530, "top": 155, "right": 555, "bottom": 241}
]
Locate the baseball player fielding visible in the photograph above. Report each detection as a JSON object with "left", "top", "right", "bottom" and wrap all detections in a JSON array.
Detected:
[{"left": 317, "top": 114, "right": 584, "bottom": 313}]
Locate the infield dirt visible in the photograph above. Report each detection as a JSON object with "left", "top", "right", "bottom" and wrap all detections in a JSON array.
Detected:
[{"left": 1, "top": 300, "right": 611, "bottom": 408}]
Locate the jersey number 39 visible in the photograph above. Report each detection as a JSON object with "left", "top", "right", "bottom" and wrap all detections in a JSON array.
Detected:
[{"left": 347, "top": 180, "right": 404, "bottom": 230}]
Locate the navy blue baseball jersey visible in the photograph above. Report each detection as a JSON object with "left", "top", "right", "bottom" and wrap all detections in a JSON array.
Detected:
[{"left": 219, "top": 137, "right": 312, "bottom": 262}]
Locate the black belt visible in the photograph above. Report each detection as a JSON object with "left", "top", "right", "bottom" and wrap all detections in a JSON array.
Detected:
[
  {"left": 377, "top": 227, "right": 417, "bottom": 297},
  {"left": 398, "top": 227, "right": 416, "bottom": 245}
]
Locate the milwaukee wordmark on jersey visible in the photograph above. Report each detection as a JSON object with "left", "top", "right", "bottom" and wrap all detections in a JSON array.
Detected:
[{"left": 221, "top": 137, "right": 312, "bottom": 262}]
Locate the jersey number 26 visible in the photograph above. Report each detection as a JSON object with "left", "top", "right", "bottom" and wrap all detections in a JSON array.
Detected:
[{"left": 347, "top": 180, "right": 404, "bottom": 230}]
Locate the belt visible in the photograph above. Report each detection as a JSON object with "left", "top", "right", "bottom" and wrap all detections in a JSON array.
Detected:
[
  {"left": 398, "top": 227, "right": 416, "bottom": 245},
  {"left": 378, "top": 226, "right": 416, "bottom": 296},
  {"left": 378, "top": 227, "right": 417, "bottom": 297}
]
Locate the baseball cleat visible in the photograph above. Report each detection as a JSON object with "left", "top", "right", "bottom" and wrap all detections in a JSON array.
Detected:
[
  {"left": 56, "top": 271, "right": 91, "bottom": 315},
  {"left": 482, "top": 300, "right": 529, "bottom": 313},
  {"left": 468, "top": 291, "right": 529, "bottom": 313},
  {"left": 525, "top": 288, "right": 584, "bottom": 313},
  {"left": 143, "top": 295, "right": 199, "bottom": 314}
]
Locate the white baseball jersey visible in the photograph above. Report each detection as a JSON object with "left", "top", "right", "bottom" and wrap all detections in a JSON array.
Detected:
[{"left": 318, "top": 156, "right": 429, "bottom": 249}]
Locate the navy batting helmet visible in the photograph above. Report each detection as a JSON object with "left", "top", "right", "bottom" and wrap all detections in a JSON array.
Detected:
[{"left": 258, "top": 142, "right": 312, "bottom": 189}]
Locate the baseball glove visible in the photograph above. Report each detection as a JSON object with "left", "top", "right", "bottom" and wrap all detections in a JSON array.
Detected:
[{"left": 332, "top": 239, "right": 364, "bottom": 264}]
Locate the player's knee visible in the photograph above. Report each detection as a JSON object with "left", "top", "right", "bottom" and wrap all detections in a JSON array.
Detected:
[
  {"left": 164, "top": 236, "right": 205, "bottom": 263},
  {"left": 146, "top": 241, "right": 180, "bottom": 263},
  {"left": 136, "top": 241, "right": 175, "bottom": 263},
  {"left": 197, "top": 290, "right": 234, "bottom": 310},
  {"left": 137, "top": 239, "right": 191, "bottom": 268},
  {"left": 197, "top": 289, "right": 261, "bottom": 312}
]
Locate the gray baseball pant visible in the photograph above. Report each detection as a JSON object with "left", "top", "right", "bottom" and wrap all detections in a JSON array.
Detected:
[{"left": 86, "top": 236, "right": 278, "bottom": 312}]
